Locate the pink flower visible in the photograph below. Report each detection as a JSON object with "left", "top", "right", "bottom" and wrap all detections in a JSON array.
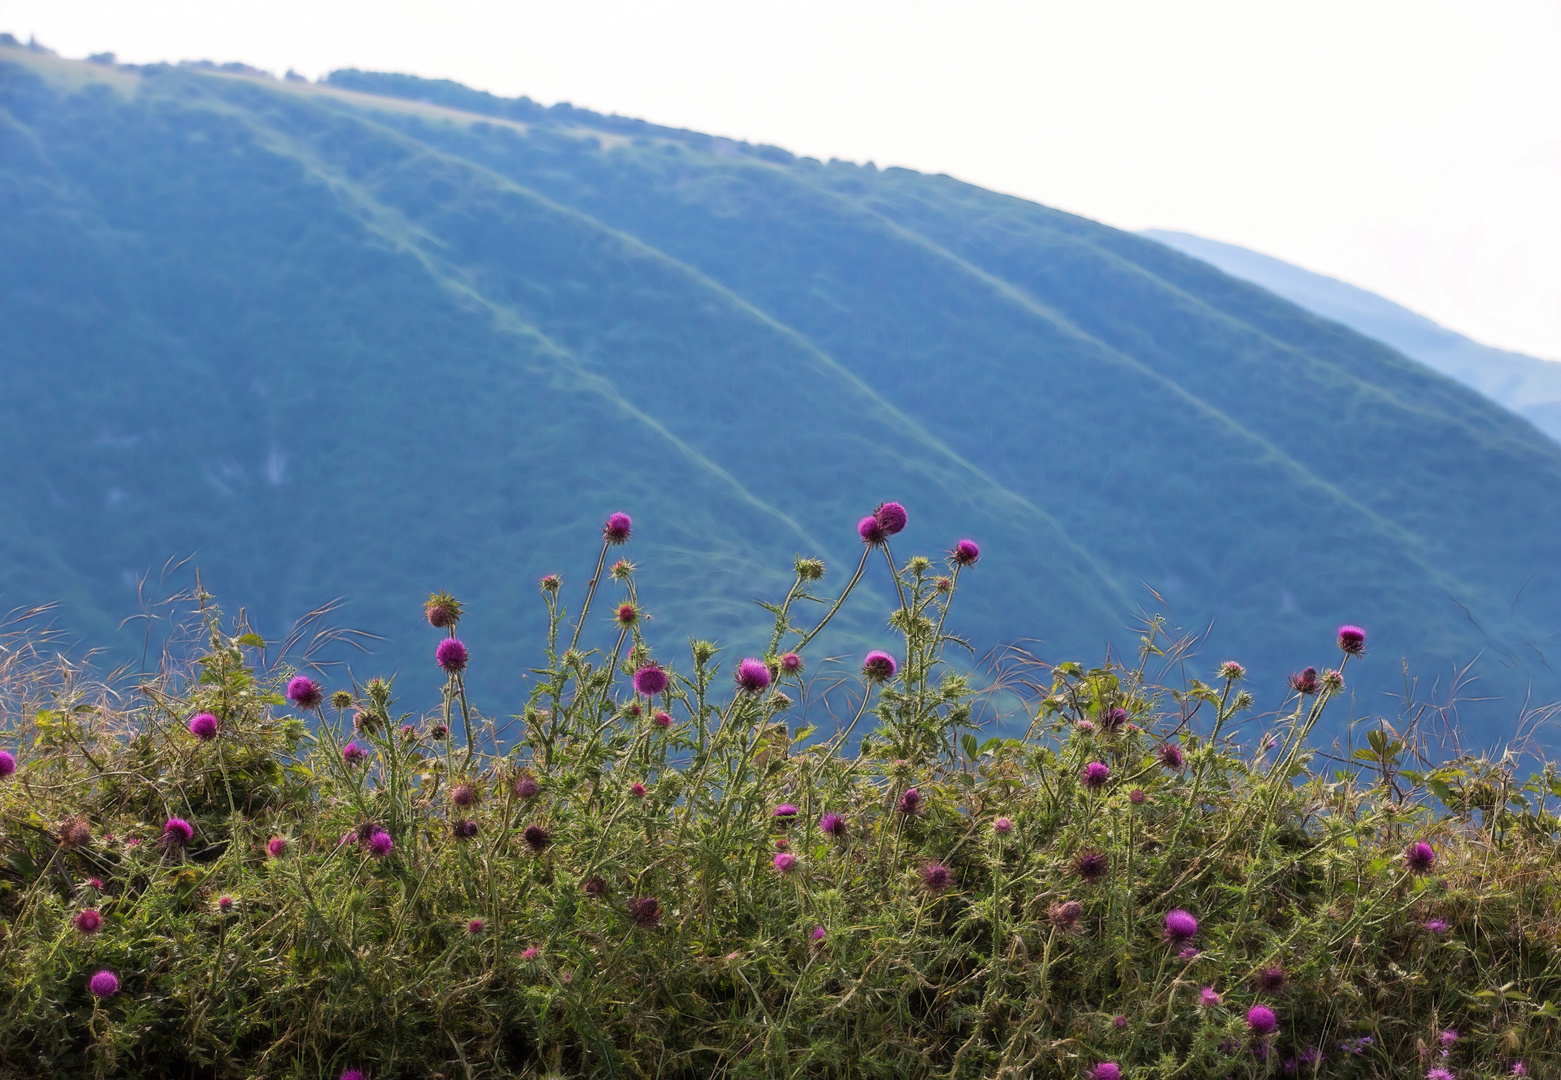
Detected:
[
  {"left": 467, "top": 919, "right": 484, "bottom": 935},
  {"left": 187, "top": 712, "right": 219, "bottom": 741},
  {"left": 88, "top": 969, "right": 119, "bottom": 998},
  {"left": 217, "top": 895, "right": 234, "bottom": 912},
  {"left": 521, "top": 946, "right": 539, "bottom": 961},
  {"left": 267, "top": 836, "right": 288, "bottom": 858},
  {"left": 1247, "top": 1004, "right": 1278, "bottom": 1036},
  {"left": 993, "top": 817, "right": 1013, "bottom": 835},
  {"left": 772, "top": 852, "right": 798, "bottom": 874},
  {"left": 653, "top": 710, "right": 672, "bottom": 728},
  {"left": 1164, "top": 909, "right": 1198, "bottom": 943},
  {"left": 1199, "top": 986, "right": 1220, "bottom": 1007},
  {"left": 630, "top": 782, "right": 647, "bottom": 798},
  {"left": 73, "top": 909, "right": 103, "bottom": 934},
  {"left": 735, "top": 658, "right": 772, "bottom": 693},
  {"left": 1081, "top": 761, "right": 1110, "bottom": 790},
  {"left": 1090, "top": 1065, "right": 1121, "bottom": 1080}
]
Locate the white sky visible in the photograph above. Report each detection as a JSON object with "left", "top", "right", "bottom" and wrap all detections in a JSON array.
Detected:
[{"left": 5, "top": 0, "right": 1559, "bottom": 360}]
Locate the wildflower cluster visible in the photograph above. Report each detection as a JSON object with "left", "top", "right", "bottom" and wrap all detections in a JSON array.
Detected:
[{"left": 0, "top": 506, "right": 1556, "bottom": 1078}]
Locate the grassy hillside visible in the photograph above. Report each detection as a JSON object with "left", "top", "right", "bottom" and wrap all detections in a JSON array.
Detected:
[{"left": 3, "top": 43, "right": 1561, "bottom": 729}]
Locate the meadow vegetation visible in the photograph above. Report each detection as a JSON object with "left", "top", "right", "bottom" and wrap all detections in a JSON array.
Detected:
[{"left": 1, "top": 504, "right": 1558, "bottom": 1079}]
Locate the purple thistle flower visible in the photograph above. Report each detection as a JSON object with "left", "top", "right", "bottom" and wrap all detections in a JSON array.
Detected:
[
  {"left": 436, "top": 638, "right": 469, "bottom": 674},
  {"left": 772, "top": 852, "right": 798, "bottom": 873},
  {"left": 265, "top": 835, "right": 288, "bottom": 859},
  {"left": 920, "top": 863, "right": 953, "bottom": 894},
  {"left": 773, "top": 803, "right": 799, "bottom": 818},
  {"left": 1178, "top": 946, "right": 1201, "bottom": 960},
  {"left": 367, "top": 830, "right": 394, "bottom": 858},
  {"left": 467, "top": 918, "right": 484, "bottom": 935},
  {"left": 450, "top": 783, "right": 477, "bottom": 808},
  {"left": 217, "top": 895, "right": 234, "bottom": 913},
  {"left": 735, "top": 658, "right": 772, "bottom": 694},
  {"left": 1129, "top": 789, "right": 1147, "bottom": 805},
  {"left": 1111, "top": 1014, "right": 1128, "bottom": 1029},
  {"left": 1426, "top": 1070, "right": 1454, "bottom": 1080},
  {"left": 633, "top": 663, "right": 668, "bottom": 696},
  {"left": 1074, "top": 849, "right": 1109, "bottom": 883},
  {"left": 583, "top": 875, "right": 608, "bottom": 897},
  {"left": 1100, "top": 707, "right": 1128, "bottom": 732},
  {"left": 1337, "top": 624, "right": 1367, "bottom": 655},
  {"left": 857, "top": 515, "right": 889, "bottom": 546},
  {"left": 874, "top": 501, "right": 908, "bottom": 535},
  {"left": 1247, "top": 1004, "right": 1278, "bottom": 1036},
  {"left": 523, "top": 824, "right": 551, "bottom": 852},
  {"left": 1219, "top": 660, "right": 1247, "bottom": 680},
  {"left": 1288, "top": 667, "right": 1320, "bottom": 695},
  {"left": 187, "top": 712, "right": 219, "bottom": 741},
  {"left": 993, "top": 816, "right": 1013, "bottom": 835},
  {"left": 1199, "top": 986, "right": 1220, "bottom": 1007},
  {"left": 615, "top": 603, "right": 637, "bottom": 627},
  {"left": 74, "top": 909, "right": 103, "bottom": 934},
  {"left": 603, "top": 512, "right": 633, "bottom": 544},
  {"left": 820, "top": 812, "right": 847, "bottom": 838},
  {"left": 0, "top": 750, "right": 14, "bottom": 778},
  {"left": 780, "top": 652, "right": 802, "bottom": 672},
  {"left": 1439, "top": 1029, "right": 1458, "bottom": 1047},
  {"left": 340, "top": 1071, "right": 367, "bottom": 1080},
  {"left": 862, "top": 651, "right": 897, "bottom": 682},
  {"left": 1081, "top": 761, "right": 1111, "bottom": 790},
  {"left": 1157, "top": 742, "right": 1185, "bottom": 769},
  {"left": 1091, "top": 1064, "right": 1121, "bottom": 1080},
  {"left": 513, "top": 772, "right": 540, "bottom": 799},
  {"left": 630, "top": 782, "right": 647, "bottom": 798},
  {"left": 452, "top": 819, "right": 479, "bottom": 841},
  {"left": 521, "top": 946, "right": 540, "bottom": 961},
  {"left": 1048, "top": 900, "right": 1083, "bottom": 930},
  {"left": 1424, "top": 918, "right": 1449, "bottom": 934},
  {"left": 88, "top": 969, "right": 119, "bottom": 999},
  {"left": 286, "top": 675, "right": 323, "bottom": 710},
  {"left": 653, "top": 710, "right": 673, "bottom": 729},
  {"left": 162, "top": 818, "right": 194, "bottom": 847},
  {"left": 950, "top": 538, "right": 980, "bottom": 567},
  {"left": 425, "top": 595, "right": 459, "bottom": 629},
  {"left": 629, "top": 895, "right": 662, "bottom": 928},
  {"left": 810, "top": 924, "right": 827, "bottom": 942},
  {"left": 1164, "top": 909, "right": 1198, "bottom": 943},
  {"left": 1254, "top": 966, "right": 1287, "bottom": 993},
  {"left": 341, "top": 742, "right": 368, "bottom": 766},
  {"left": 1405, "top": 841, "right": 1437, "bottom": 874},
  {"left": 897, "top": 787, "right": 921, "bottom": 815},
  {"left": 1512, "top": 1063, "right": 1528, "bottom": 1076}
]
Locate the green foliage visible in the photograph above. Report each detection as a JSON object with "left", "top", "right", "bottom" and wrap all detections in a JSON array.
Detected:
[
  {"left": 3, "top": 45, "right": 1561, "bottom": 726},
  {"left": 2, "top": 521, "right": 1559, "bottom": 1079}
]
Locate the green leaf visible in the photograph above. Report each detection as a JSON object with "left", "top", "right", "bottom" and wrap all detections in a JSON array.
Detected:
[{"left": 961, "top": 733, "right": 979, "bottom": 760}]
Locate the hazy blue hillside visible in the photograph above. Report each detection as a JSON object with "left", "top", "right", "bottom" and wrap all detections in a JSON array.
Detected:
[
  {"left": 4, "top": 43, "right": 1561, "bottom": 731},
  {"left": 1144, "top": 229, "right": 1561, "bottom": 443}
]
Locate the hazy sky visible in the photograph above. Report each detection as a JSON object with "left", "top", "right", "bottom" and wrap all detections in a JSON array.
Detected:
[{"left": 5, "top": 0, "right": 1558, "bottom": 359}]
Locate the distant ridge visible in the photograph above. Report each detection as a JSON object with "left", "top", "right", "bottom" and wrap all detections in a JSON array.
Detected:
[
  {"left": 1143, "top": 229, "right": 1561, "bottom": 443},
  {"left": 4, "top": 42, "right": 1561, "bottom": 731}
]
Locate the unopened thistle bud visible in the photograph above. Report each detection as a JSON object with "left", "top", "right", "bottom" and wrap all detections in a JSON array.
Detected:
[
  {"left": 539, "top": 574, "right": 561, "bottom": 592},
  {"left": 609, "top": 558, "right": 634, "bottom": 581},
  {"left": 1218, "top": 660, "right": 1246, "bottom": 681},
  {"left": 691, "top": 640, "right": 717, "bottom": 664},
  {"left": 1321, "top": 668, "right": 1345, "bottom": 692},
  {"left": 615, "top": 603, "right": 638, "bottom": 627},
  {"left": 794, "top": 556, "right": 826, "bottom": 582},
  {"left": 330, "top": 690, "right": 354, "bottom": 711}
]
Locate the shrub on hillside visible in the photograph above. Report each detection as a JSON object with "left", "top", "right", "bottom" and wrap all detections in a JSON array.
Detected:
[{"left": 0, "top": 505, "right": 1556, "bottom": 1078}]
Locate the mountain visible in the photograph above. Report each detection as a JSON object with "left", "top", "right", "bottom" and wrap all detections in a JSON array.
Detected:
[
  {"left": 1143, "top": 229, "right": 1561, "bottom": 444},
  {"left": 4, "top": 41, "right": 1561, "bottom": 731}
]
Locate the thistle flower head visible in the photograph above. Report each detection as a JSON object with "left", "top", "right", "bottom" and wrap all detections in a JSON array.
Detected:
[
  {"left": 59, "top": 816, "right": 92, "bottom": 848},
  {"left": 780, "top": 652, "right": 802, "bottom": 672},
  {"left": 353, "top": 710, "right": 379, "bottom": 734},
  {"left": 897, "top": 788, "right": 921, "bottom": 815},
  {"left": 1439, "top": 1029, "right": 1459, "bottom": 1047},
  {"left": 920, "top": 862, "right": 953, "bottom": 894},
  {"left": 1321, "top": 668, "right": 1345, "bottom": 692},
  {"left": 452, "top": 818, "right": 478, "bottom": 841},
  {"left": 993, "top": 816, "right": 1013, "bottom": 835},
  {"left": 1337, "top": 624, "right": 1366, "bottom": 655},
  {"left": 217, "top": 895, "right": 234, "bottom": 913},
  {"left": 1158, "top": 742, "right": 1185, "bottom": 769},
  {"left": 810, "top": 924, "right": 826, "bottom": 942},
  {"left": 450, "top": 783, "right": 477, "bottom": 808},
  {"left": 735, "top": 658, "right": 772, "bottom": 694},
  {"left": 339, "top": 1071, "right": 367, "bottom": 1080},
  {"left": 1424, "top": 918, "right": 1449, "bottom": 934},
  {"left": 1076, "top": 719, "right": 1096, "bottom": 733},
  {"left": 616, "top": 603, "right": 638, "bottom": 626},
  {"left": 874, "top": 501, "right": 908, "bottom": 535},
  {"left": 187, "top": 712, "right": 219, "bottom": 741},
  {"left": 1219, "top": 660, "right": 1247, "bottom": 681},
  {"left": 367, "top": 830, "right": 394, "bottom": 858},
  {"left": 603, "top": 512, "right": 633, "bottom": 544},
  {"left": 1111, "top": 1014, "right": 1128, "bottom": 1029},
  {"left": 1129, "top": 789, "right": 1146, "bottom": 804},
  {"left": 772, "top": 852, "right": 798, "bottom": 873},
  {"left": 521, "top": 946, "right": 540, "bottom": 961},
  {"left": 583, "top": 875, "right": 607, "bottom": 897},
  {"left": 630, "top": 782, "right": 647, "bottom": 798},
  {"left": 1100, "top": 707, "right": 1128, "bottom": 733},
  {"left": 862, "top": 651, "right": 897, "bottom": 682},
  {"left": 467, "top": 918, "right": 484, "bottom": 935},
  {"left": 794, "top": 556, "right": 826, "bottom": 582},
  {"left": 820, "top": 811, "right": 847, "bottom": 838},
  {"left": 267, "top": 836, "right": 288, "bottom": 858},
  {"left": 73, "top": 909, "right": 103, "bottom": 934},
  {"left": 653, "top": 710, "right": 672, "bottom": 729},
  {"left": 424, "top": 591, "right": 462, "bottom": 629},
  {"left": 633, "top": 663, "right": 668, "bottom": 696},
  {"left": 1081, "top": 761, "right": 1111, "bottom": 790},
  {"left": 1426, "top": 1070, "right": 1454, "bottom": 1080},
  {"left": 286, "top": 675, "right": 323, "bottom": 710},
  {"left": 430, "top": 723, "right": 449, "bottom": 740},
  {"left": 539, "top": 574, "right": 561, "bottom": 592},
  {"left": 1164, "top": 908, "right": 1198, "bottom": 943},
  {"left": 513, "top": 772, "right": 540, "bottom": 799},
  {"left": 1254, "top": 966, "right": 1287, "bottom": 993},
  {"left": 1199, "top": 985, "right": 1221, "bottom": 1007},
  {"left": 629, "top": 895, "right": 661, "bottom": 928},
  {"left": 1048, "top": 900, "right": 1083, "bottom": 930},
  {"left": 341, "top": 742, "right": 368, "bottom": 766},
  {"left": 1405, "top": 841, "right": 1437, "bottom": 874},
  {"left": 950, "top": 538, "right": 980, "bottom": 567},
  {"left": 330, "top": 690, "right": 354, "bottom": 710},
  {"left": 1074, "top": 849, "right": 1108, "bottom": 883},
  {"left": 609, "top": 558, "right": 634, "bottom": 580},
  {"left": 1247, "top": 1004, "right": 1279, "bottom": 1036},
  {"left": 1090, "top": 1064, "right": 1121, "bottom": 1080},
  {"left": 87, "top": 969, "right": 119, "bottom": 998},
  {"left": 857, "top": 515, "right": 889, "bottom": 546},
  {"left": 162, "top": 818, "right": 194, "bottom": 846},
  {"left": 435, "top": 638, "right": 468, "bottom": 674},
  {"left": 0, "top": 750, "right": 14, "bottom": 778},
  {"left": 1288, "top": 667, "right": 1320, "bottom": 695},
  {"left": 523, "top": 824, "right": 551, "bottom": 852},
  {"left": 773, "top": 803, "right": 798, "bottom": 818}
]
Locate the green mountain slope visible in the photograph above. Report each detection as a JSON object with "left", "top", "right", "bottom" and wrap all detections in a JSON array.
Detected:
[{"left": 3, "top": 44, "right": 1560, "bottom": 727}]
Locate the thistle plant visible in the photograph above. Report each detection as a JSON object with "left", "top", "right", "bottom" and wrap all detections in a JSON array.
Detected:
[{"left": 0, "top": 505, "right": 1557, "bottom": 1079}]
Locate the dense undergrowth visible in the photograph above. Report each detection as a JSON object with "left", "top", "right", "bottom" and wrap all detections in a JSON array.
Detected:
[{"left": 1, "top": 504, "right": 1559, "bottom": 1079}]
